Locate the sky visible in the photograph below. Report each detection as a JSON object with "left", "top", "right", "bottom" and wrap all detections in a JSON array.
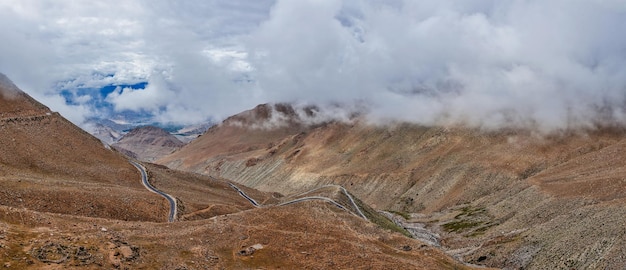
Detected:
[{"left": 1, "top": 0, "right": 625, "bottom": 131}]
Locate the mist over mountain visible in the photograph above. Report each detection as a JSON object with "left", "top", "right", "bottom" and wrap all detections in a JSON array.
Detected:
[
  {"left": 1, "top": 1, "right": 625, "bottom": 131},
  {"left": 0, "top": 73, "right": 19, "bottom": 98},
  {"left": 159, "top": 102, "right": 626, "bottom": 268},
  {"left": 248, "top": 0, "right": 626, "bottom": 131}
]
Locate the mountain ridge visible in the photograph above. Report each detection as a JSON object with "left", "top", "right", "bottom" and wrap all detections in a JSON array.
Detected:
[{"left": 159, "top": 102, "right": 626, "bottom": 268}]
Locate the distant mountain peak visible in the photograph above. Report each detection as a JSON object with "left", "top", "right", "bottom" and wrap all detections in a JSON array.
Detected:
[
  {"left": 113, "top": 125, "right": 185, "bottom": 162},
  {"left": 125, "top": 125, "right": 176, "bottom": 137}
]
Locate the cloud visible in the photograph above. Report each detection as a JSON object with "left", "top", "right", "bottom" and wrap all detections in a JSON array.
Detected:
[
  {"left": 0, "top": 0, "right": 625, "bottom": 131},
  {"left": 0, "top": 0, "right": 272, "bottom": 125},
  {"left": 247, "top": 0, "right": 626, "bottom": 131},
  {"left": 33, "top": 94, "right": 94, "bottom": 124},
  {"left": 106, "top": 73, "right": 174, "bottom": 112}
]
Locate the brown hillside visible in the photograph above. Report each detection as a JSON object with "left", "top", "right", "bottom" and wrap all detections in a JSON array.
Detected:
[
  {"left": 0, "top": 77, "right": 167, "bottom": 222},
  {"left": 163, "top": 104, "right": 309, "bottom": 168},
  {"left": 159, "top": 104, "right": 626, "bottom": 269},
  {"left": 0, "top": 202, "right": 482, "bottom": 269}
]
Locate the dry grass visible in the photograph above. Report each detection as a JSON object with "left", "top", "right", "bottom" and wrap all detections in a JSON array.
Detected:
[{"left": 0, "top": 202, "right": 482, "bottom": 269}]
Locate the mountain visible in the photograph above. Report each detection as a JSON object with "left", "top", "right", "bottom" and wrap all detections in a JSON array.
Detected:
[
  {"left": 112, "top": 126, "right": 185, "bottom": 162},
  {"left": 0, "top": 75, "right": 474, "bottom": 269},
  {"left": 172, "top": 121, "right": 213, "bottom": 143},
  {"left": 0, "top": 74, "right": 168, "bottom": 222},
  {"left": 160, "top": 103, "right": 313, "bottom": 169},
  {"left": 83, "top": 122, "right": 124, "bottom": 144},
  {"left": 159, "top": 103, "right": 626, "bottom": 269},
  {"left": 83, "top": 117, "right": 211, "bottom": 145}
]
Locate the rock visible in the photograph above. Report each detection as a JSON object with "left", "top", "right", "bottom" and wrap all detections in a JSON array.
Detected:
[
  {"left": 33, "top": 243, "right": 70, "bottom": 264},
  {"left": 73, "top": 246, "right": 94, "bottom": 265},
  {"left": 238, "top": 244, "right": 263, "bottom": 256},
  {"left": 119, "top": 246, "right": 134, "bottom": 258},
  {"left": 100, "top": 227, "right": 107, "bottom": 232}
]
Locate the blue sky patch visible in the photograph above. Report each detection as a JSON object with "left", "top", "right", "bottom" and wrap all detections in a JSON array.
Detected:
[{"left": 61, "top": 81, "right": 151, "bottom": 122}]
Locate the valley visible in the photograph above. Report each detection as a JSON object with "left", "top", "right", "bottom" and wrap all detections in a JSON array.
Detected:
[
  {"left": 3, "top": 1, "right": 623, "bottom": 269},
  {"left": 0, "top": 75, "right": 477, "bottom": 269},
  {"left": 3, "top": 72, "right": 626, "bottom": 269}
]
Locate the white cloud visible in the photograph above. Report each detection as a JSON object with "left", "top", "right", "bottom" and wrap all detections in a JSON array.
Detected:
[
  {"left": 247, "top": 0, "right": 626, "bottom": 131},
  {"left": 106, "top": 73, "right": 174, "bottom": 112},
  {"left": 0, "top": 0, "right": 625, "bottom": 131},
  {"left": 31, "top": 93, "right": 93, "bottom": 124}
]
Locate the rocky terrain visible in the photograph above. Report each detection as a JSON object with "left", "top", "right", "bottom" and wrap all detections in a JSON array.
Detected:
[
  {"left": 112, "top": 126, "right": 185, "bottom": 162},
  {"left": 160, "top": 103, "right": 626, "bottom": 269},
  {"left": 0, "top": 200, "right": 478, "bottom": 269},
  {"left": 0, "top": 75, "right": 476, "bottom": 269}
]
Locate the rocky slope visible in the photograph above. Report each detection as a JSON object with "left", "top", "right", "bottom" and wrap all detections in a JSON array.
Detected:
[
  {"left": 112, "top": 125, "right": 185, "bottom": 162},
  {"left": 160, "top": 103, "right": 626, "bottom": 269}
]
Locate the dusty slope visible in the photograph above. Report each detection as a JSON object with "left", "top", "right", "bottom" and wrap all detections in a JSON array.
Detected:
[
  {"left": 0, "top": 202, "right": 481, "bottom": 269},
  {"left": 160, "top": 104, "right": 626, "bottom": 269},
  {"left": 112, "top": 126, "right": 184, "bottom": 162},
  {"left": 0, "top": 76, "right": 167, "bottom": 222}
]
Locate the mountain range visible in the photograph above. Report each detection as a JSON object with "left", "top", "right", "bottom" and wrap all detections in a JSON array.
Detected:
[
  {"left": 0, "top": 74, "right": 474, "bottom": 269},
  {"left": 159, "top": 103, "right": 626, "bottom": 269}
]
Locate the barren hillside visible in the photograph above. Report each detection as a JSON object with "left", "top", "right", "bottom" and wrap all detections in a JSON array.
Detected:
[
  {"left": 0, "top": 78, "right": 169, "bottom": 222},
  {"left": 160, "top": 104, "right": 626, "bottom": 269}
]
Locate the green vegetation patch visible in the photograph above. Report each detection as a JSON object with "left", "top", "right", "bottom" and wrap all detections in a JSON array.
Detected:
[
  {"left": 351, "top": 193, "right": 413, "bottom": 238},
  {"left": 442, "top": 220, "right": 483, "bottom": 233},
  {"left": 468, "top": 222, "right": 498, "bottom": 237},
  {"left": 454, "top": 206, "right": 486, "bottom": 219},
  {"left": 387, "top": 210, "right": 411, "bottom": 220},
  {"left": 442, "top": 205, "right": 498, "bottom": 236}
]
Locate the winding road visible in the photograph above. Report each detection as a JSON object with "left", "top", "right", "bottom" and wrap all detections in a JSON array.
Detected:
[
  {"left": 129, "top": 160, "right": 362, "bottom": 222},
  {"left": 228, "top": 182, "right": 368, "bottom": 220},
  {"left": 277, "top": 196, "right": 349, "bottom": 210},
  {"left": 228, "top": 183, "right": 260, "bottom": 207},
  {"left": 130, "top": 160, "right": 177, "bottom": 222}
]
